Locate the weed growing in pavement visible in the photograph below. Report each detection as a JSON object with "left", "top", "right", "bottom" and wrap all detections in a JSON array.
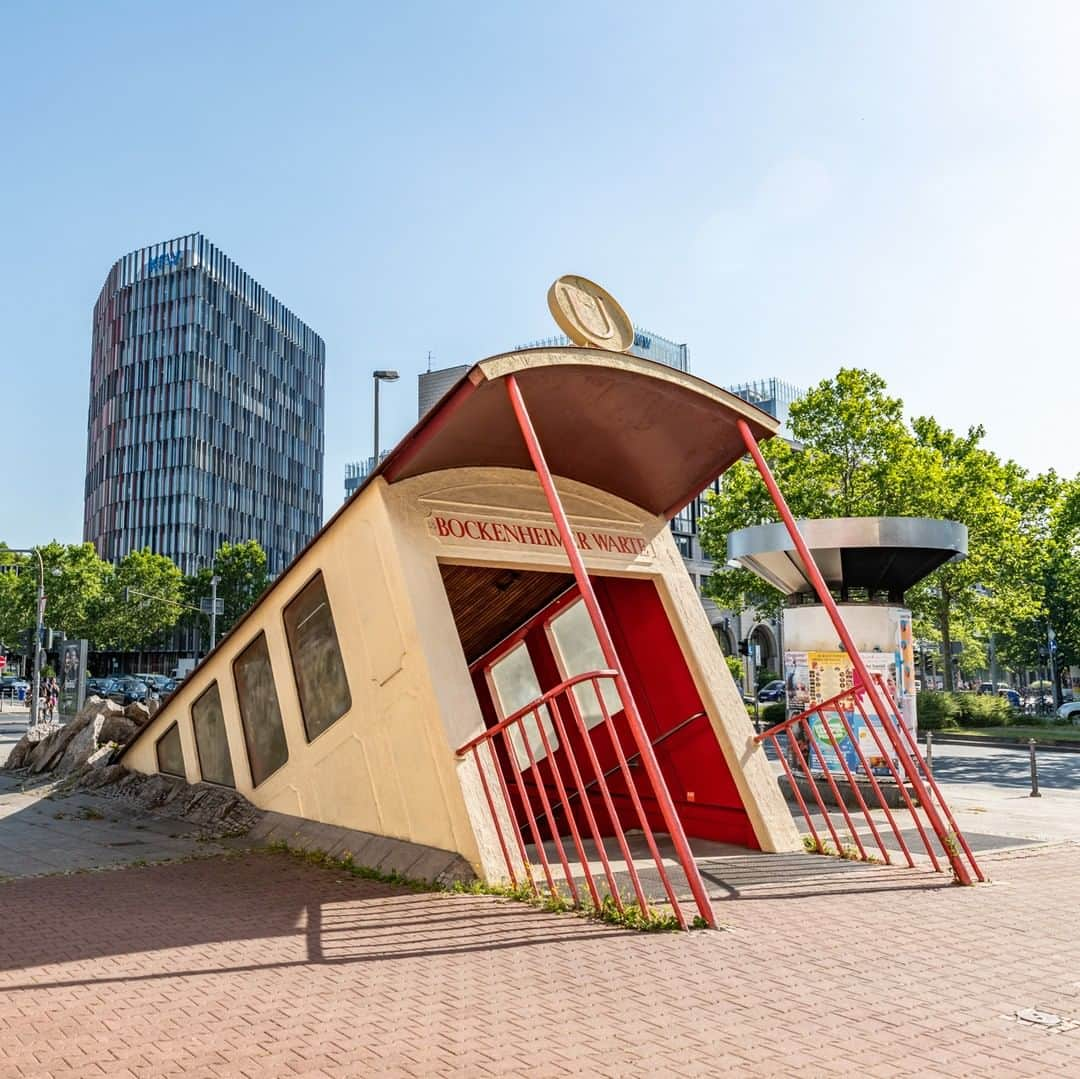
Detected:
[
  {"left": 78, "top": 806, "right": 105, "bottom": 821},
  {"left": 266, "top": 842, "right": 709, "bottom": 933},
  {"left": 802, "top": 834, "right": 834, "bottom": 856}
]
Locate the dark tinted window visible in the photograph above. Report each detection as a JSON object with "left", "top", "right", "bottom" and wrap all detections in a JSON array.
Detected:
[
  {"left": 232, "top": 632, "right": 288, "bottom": 786},
  {"left": 191, "top": 682, "right": 235, "bottom": 788},
  {"left": 156, "top": 722, "right": 185, "bottom": 778},
  {"left": 283, "top": 572, "right": 352, "bottom": 741}
]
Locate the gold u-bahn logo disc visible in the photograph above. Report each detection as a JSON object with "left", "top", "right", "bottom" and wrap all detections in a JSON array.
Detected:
[{"left": 547, "top": 275, "right": 634, "bottom": 353}]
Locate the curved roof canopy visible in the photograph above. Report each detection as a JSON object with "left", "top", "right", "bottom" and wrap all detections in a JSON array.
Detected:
[
  {"left": 728, "top": 517, "right": 968, "bottom": 599},
  {"left": 378, "top": 347, "right": 778, "bottom": 519}
]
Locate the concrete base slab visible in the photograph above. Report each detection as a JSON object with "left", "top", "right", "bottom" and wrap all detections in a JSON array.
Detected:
[{"left": 246, "top": 811, "right": 476, "bottom": 886}]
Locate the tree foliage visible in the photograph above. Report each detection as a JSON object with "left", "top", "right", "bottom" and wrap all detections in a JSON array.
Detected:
[
  {"left": 182, "top": 540, "right": 269, "bottom": 641},
  {"left": 94, "top": 548, "right": 185, "bottom": 651},
  {"left": 700, "top": 367, "right": 1065, "bottom": 689},
  {"left": 0, "top": 539, "right": 271, "bottom": 656}
]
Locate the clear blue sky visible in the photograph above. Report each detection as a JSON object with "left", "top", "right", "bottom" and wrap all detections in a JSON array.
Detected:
[{"left": 3, "top": 1, "right": 1077, "bottom": 548}]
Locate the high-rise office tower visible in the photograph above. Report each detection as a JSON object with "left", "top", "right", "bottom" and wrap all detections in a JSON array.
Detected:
[{"left": 84, "top": 233, "right": 325, "bottom": 577}]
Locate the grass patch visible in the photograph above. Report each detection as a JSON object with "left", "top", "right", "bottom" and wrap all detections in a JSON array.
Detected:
[
  {"left": 267, "top": 841, "right": 706, "bottom": 933},
  {"left": 949, "top": 725, "right": 1080, "bottom": 743}
]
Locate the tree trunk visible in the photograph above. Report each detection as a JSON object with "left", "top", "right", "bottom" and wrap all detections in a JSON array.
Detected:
[{"left": 940, "top": 597, "right": 954, "bottom": 691}]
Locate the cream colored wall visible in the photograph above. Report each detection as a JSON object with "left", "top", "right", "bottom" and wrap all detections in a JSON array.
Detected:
[
  {"left": 126, "top": 463, "right": 800, "bottom": 881},
  {"left": 124, "top": 477, "right": 485, "bottom": 870}
]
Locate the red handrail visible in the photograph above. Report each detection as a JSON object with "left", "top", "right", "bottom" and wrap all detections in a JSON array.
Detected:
[{"left": 456, "top": 669, "right": 619, "bottom": 755}]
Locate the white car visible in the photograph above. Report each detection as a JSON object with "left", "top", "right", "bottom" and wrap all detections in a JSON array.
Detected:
[{"left": 1057, "top": 701, "right": 1080, "bottom": 723}]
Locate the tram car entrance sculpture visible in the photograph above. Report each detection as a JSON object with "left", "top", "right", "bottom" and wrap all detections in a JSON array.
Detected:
[{"left": 122, "top": 277, "right": 983, "bottom": 927}]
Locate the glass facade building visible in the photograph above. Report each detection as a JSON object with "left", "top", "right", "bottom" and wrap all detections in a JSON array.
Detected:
[
  {"left": 725, "top": 377, "right": 803, "bottom": 437},
  {"left": 84, "top": 233, "right": 325, "bottom": 577},
  {"left": 516, "top": 326, "right": 689, "bottom": 372}
]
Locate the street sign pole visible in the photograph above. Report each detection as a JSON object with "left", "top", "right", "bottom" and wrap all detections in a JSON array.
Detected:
[
  {"left": 31, "top": 577, "right": 45, "bottom": 726},
  {"left": 1048, "top": 625, "right": 1059, "bottom": 709},
  {"left": 210, "top": 575, "right": 220, "bottom": 650}
]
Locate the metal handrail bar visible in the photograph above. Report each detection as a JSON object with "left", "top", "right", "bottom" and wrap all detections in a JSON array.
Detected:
[
  {"left": 752, "top": 687, "right": 858, "bottom": 743},
  {"left": 455, "top": 669, "right": 619, "bottom": 755},
  {"left": 551, "top": 709, "right": 709, "bottom": 814}
]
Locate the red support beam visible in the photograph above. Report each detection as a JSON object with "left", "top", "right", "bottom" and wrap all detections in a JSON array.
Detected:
[
  {"left": 505, "top": 374, "right": 716, "bottom": 927},
  {"left": 737, "top": 419, "right": 975, "bottom": 884}
]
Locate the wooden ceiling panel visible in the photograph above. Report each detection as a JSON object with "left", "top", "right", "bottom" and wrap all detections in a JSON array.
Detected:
[{"left": 439, "top": 564, "right": 573, "bottom": 664}]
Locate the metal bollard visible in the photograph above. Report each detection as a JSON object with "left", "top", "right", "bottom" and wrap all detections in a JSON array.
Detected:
[
  {"left": 1029, "top": 738, "right": 1041, "bottom": 798},
  {"left": 925, "top": 729, "right": 933, "bottom": 776}
]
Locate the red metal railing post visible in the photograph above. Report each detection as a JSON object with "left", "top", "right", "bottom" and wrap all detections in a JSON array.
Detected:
[
  {"left": 736, "top": 418, "right": 973, "bottom": 885},
  {"left": 498, "top": 722, "right": 558, "bottom": 896},
  {"left": 802, "top": 712, "right": 868, "bottom": 859},
  {"left": 810, "top": 703, "right": 888, "bottom": 862},
  {"left": 561, "top": 685, "right": 659, "bottom": 924},
  {"left": 485, "top": 738, "right": 538, "bottom": 893},
  {"left": 470, "top": 746, "right": 518, "bottom": 886},
  {"left": 505, "top": 374, "right": 716, "bottom": 927},
  {"left": 849, "top": 691, "right": 941, "bottom": 872},
  {"left": 788, "top": 719, "right": 845, "bottom": 853},
  {"left": 546, "top": 694, "right": 627, "bottom": 910},
  {"left": 766, "top": 731, "right": 823, "bottom": 849},
  {"left": 587, "top": 678, "right": 689, "bottom": 924},
  {"left": 516, "top": 710, "right": 581, "bottom": 903},
  {"left": 531, "top": 706, "right": 598, "bottom": 906},
  {"left": 873, "top": 676, "right": 985, "bottom": 882}
]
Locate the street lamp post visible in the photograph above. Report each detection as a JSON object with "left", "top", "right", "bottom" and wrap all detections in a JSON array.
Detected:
[
  {"left": 30, "top": 551, "right": 45, "bottom": 727},
  {"left": 372, "top": 369, "right": 400, "bottom": 473}
]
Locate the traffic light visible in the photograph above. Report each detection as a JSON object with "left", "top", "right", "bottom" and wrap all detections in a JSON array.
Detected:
[{"left": 738, "top": 639, "right": 751, "bottom": 657}]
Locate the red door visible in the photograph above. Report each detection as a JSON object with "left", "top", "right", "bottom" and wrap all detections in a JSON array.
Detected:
[{"left": 469, "top": 576, "right": 757, "bottom": 848}]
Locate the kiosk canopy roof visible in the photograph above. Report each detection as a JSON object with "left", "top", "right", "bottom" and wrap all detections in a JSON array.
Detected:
[{"left": 382, "top": 348, "right": 778, "bottom": 519}]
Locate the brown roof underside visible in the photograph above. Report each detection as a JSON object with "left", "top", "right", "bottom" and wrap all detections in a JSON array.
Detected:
[{"left": 384, "top": 349, "right": 777, "bottom": 520}]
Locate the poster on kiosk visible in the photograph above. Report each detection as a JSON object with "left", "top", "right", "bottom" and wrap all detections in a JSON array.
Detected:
[{"left": 783, "top": 605, "right": 917, "bottom": 776}]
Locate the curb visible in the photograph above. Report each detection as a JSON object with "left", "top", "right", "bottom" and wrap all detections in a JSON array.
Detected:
[{"left": 927, "top": 734, "right": 1080, "bottom": 754}]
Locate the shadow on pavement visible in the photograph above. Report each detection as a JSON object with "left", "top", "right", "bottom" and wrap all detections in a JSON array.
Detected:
[{"left": 0, "top": 851, "right": 619, "bottom": 992}]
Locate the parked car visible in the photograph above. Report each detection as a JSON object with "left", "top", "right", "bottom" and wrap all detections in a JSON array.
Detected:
[
  {"left": 108, "top": 678, "right": 154, "bottom": 706},
  {"left": 1057, "top": 701, "right": 1080, "bottom": 723},
  {"left": 87, "top": 677, "right": 120, "bottom": 697},
  {"left": 757, "top": 679, "right": 786, "bottom": 703},
  {"left": 998, "top": 688, "right": 1021, "bottom": 709},
  {"left": 137, "top": 674, "right": 174, "bottom": 694}
]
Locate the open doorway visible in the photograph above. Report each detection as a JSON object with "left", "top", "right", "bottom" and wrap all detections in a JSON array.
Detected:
[{"left": 441, "top": 563, "right": 757, "bottom": 851}]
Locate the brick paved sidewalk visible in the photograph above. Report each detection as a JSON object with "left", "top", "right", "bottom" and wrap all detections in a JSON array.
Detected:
[{"left": 2, "top": 844, "right": 1079, "bottom": 1077}]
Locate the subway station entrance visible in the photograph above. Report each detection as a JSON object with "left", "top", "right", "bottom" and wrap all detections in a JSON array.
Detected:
[
  {"left": 444, "top": 565, "right": 760, "bottom": 921},
  {"left": 122, "top": 276, "right": 983, "bottom": 931}
]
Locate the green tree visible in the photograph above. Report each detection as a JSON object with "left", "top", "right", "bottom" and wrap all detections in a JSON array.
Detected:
[
  {"left": 902, "top": 419, "right": 1040, "bottom": 688},
  {"left": 0, "top": 542, "right": 111, "bottom": 648},
  {"left": 182, "top": 540, "right": 270, "bottom": 642},
  {"left": 699, "top": 369, "right": 918, "bottom": 620},
  {"left": 996, "top": 474, "right": 1080, "bottom": 685},
  {"left": 94, "top": 548, "right": 184, "bottom": 652},
  {"left": 699, "top": 368, "right": 1047, "bottom": 690}
]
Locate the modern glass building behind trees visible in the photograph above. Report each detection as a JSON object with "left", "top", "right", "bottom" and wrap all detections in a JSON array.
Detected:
[{"left": 84, "top": 233, "right": 325, "bottom": 577}]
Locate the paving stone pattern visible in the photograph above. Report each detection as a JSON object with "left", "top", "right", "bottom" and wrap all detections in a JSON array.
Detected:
[
  {"left": 0, "top": 774, "right": 243, "bottom": 879},
  {"left": 2, "top": 843, "right": 1080, "bottom": 1077}
]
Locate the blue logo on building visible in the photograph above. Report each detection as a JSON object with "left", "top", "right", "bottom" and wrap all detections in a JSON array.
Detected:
[
  {"left": 633, "top": 332, "right": 652, "bottom": 350},
  {"left": 147, "top": 252, "right": 183, "bottom": 274}
]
